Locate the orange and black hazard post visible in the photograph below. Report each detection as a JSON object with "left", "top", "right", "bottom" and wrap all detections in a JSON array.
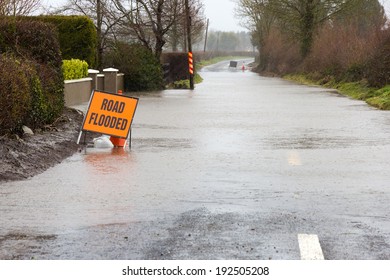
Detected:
[
  {"left": 188, "top": 52, "right": 194, "bottom": 75},
  {"left": 188, "top": 52, "right": 194, "bottom": 90},
  {"left": 185, "top": 0, "right": 194, "bottom": 90}
]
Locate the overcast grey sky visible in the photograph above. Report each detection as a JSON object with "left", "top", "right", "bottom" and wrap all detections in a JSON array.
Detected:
[
  {"left": 202, "top": 0, "right": 245, "bottom": 31},
  {"left": 44, "top": 0, "right": 390, "bottom": 32}
]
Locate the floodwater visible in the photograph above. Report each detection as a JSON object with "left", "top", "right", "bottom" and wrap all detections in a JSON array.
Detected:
[{"left": 1, "top": 59, "right": 390, "bottom": 259}]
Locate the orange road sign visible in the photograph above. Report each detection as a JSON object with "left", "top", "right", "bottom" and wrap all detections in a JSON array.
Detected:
[{"left": 82, "top": 90, "right": 138, "bottom": 138}]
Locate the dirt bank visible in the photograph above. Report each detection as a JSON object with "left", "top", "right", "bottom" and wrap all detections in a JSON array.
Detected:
[{"left": 0, "top": 108, "right": 84, "bottom": 182}]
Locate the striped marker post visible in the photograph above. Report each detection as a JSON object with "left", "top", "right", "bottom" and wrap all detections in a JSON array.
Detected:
[
  {"left": 188, "top": 51, "right": 194, "bottom": 89},
  {"left": 188, "top": 52, "right": 194, "bottom": 75}
]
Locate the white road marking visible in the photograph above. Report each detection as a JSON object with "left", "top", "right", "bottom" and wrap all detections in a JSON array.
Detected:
[{"left": 298, "top": 234, "right": 325, "bottom": 260}]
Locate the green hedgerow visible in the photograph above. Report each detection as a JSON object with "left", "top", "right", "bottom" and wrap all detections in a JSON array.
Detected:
[
  {"left": 18, "top": 15, "right": 97, "bottom": 68},
  {"left": 0, "top": 18, "right": 64, "bottom": 128},
  {"left": 0, "top": 55, "right": 33, "bottom": 134}
]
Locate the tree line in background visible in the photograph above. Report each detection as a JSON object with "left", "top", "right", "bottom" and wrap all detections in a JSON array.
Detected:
[
  {"left": 236, "top": 0, "right": 389, "bottom": 87},
  {"left": 55, "top": 0, "right": 207, "bottom": 69},
  {"left": 194, "top": 30, "right": 253, "bottom": 52}
]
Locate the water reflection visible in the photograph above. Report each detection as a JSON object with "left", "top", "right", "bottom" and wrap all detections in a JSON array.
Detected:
[
  {"left": 83, "top": 147, "right": 136, "bottom": 175},
  {"left": 287, "top": 150, "right": 302, "bottom": 166}
]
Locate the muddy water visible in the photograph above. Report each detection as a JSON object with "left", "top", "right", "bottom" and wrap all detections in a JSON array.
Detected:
[{"left": 1, "top": 60, "right": 390, "bottom": 259}]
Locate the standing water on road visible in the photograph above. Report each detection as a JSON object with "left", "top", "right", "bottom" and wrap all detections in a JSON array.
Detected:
[{"left": 1, "top": 59, "right": 390, "bottom": 259}]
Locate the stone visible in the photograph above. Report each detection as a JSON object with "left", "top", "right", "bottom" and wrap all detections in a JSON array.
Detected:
[{"left": 22, "top": 125, "right": 34, "bottom": 135}]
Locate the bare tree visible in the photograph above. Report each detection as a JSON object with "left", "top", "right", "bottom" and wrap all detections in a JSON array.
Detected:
[
  {"left": 166, "top": 0, "right": 205, "bottom": 52},
  {"left": 0, "top": 0, "right": 41, "bottom": 16},
  {"left": 333, "top": 0, "right": 387, "bottom": 32},
  {"left": 57, "top": 0, "right": 127, "bottom": 69},
  {"left": 236, "top": 0, "right": 276, "bottom": 48},
  {"left": 114, "top": 0, "right": 182, "bottom": 59}
]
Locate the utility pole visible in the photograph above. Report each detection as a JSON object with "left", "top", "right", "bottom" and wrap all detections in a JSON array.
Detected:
[
  {"left": 96, "top": 0, "right": 102, "bottom": 69},
  {"left": 185, "top": 0, "right": 194, "bottom": 90},
  {"left": 203, "top": 18, "right": 209, "bottom": 53},
  {"left": 216, "top": 31, "right": 220, "bottom": 52}
]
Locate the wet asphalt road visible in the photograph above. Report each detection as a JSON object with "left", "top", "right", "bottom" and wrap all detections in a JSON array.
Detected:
[{"left": 1, "top": 60, "right": 390, "bottom": 260}]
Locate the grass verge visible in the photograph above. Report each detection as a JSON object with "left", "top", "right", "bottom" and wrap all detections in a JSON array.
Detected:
[
  {"left": 167, "top": 73, "right": 203, "bottom": 89},
  {"left": 284, "top": 74, "right": 390, "bottom": 110}
]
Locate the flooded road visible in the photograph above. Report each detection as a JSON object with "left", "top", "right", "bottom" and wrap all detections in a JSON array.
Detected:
[{"left": 1, "top": 60, "right": 390, "bottom": 259}]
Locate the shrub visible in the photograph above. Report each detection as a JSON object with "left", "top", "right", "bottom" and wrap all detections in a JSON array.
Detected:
[
  {"left": 303, "top": 23, "right": 381, "bottom": 81},
  {"left": 62, "top": 59, "right": 89, "bottom": 80},
  {"left": 21, "top": 16, "right": 97, "bottom": 68},
  {"left": 0, "top": 19, "right": 62, "bottom": 68},
  {"left": 28, "top": 74, "right": 47, "bottom": 128},
  {"left": 0, "top": 54, "right": 55, "bottom": 134},
  {"left": 104, "top": 43, "right": 163, "bottom": 91},
  {"left": 0, "top": 18, "right": 64, "bottom": 126},
  {"left": 365, "top": 29, "right": 390, "bottom": 87},
  {"left": 0, "top": 55, "right": 33, "bottom": 134},
  {"left": 259, "top": 27, "right": 301, "bottom": 74},
  {"left": 35, "top": 62, "right": 64, "bottom": 123}
]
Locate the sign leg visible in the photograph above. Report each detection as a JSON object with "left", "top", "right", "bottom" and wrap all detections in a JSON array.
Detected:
[
  {"left": 129, "top": 128, "right": 132, "bottom": 149},
  {"left": 77, "top": 131, "right": 83, "bottom": 145}
]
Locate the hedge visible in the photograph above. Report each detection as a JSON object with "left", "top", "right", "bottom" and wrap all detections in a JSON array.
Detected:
[
  {"left": 0, "top": 18, "right": 62, "bottom": 69},
  {"left": 0, "top": 55, "right": 33, "bottom": 134},
  {"left": 0, "top": 18, "right": 64, "bottom": 131},
  {"left": 19, "top": 15, "right": 97, "bottom": 68},
  {"left": 62, "top": 59, "right": 89, "bottom": 80},
  {"left": 365, "top": 30, "right": 390, "bottom": 88},
  {"left": 104, "top": 43, "right": 163, "bottom": 92}
]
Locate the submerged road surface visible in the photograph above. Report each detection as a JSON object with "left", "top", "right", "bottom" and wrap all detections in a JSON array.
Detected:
[{"left": 1, "top": 60, "right": 390, "bottom": 259}]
